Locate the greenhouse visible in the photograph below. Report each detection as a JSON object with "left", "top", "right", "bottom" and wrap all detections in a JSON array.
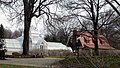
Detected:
[{"left": 5, "top": 30, "right": 72, "bottom": 55}]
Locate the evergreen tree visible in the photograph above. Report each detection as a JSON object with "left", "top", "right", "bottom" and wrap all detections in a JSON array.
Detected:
[
  {"left": 0, "top": 24, "right": 5, "bottom": 48},
  {"left": 0, "top": 24, "right": 5, "bottom": 60},
  {"left": 0, "top": 24, "right": 4, "bottom": 37}
]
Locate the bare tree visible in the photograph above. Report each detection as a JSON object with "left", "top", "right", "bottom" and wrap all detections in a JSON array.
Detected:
[
  {"left": 45, "top": 14, "right": 81, "bottom": 44},
  {"left": 102, "top": 0, "right": 120, "bottom": 49},
  {"left": 2, "top": 0, "right": 55, "bottom": 55},
  {"left": 12, "top": 30, "right": 21, "bottom": 38},
  {"left": 58, "top": 0, "right": 115, "bottom": 56},
  {"left": 100, "top": 16, "right": 120, "bottom": 49},
  {"left": 22, "top": 0, "right": 56, "bottom": 55},
  {"left": 4, "top": 29, "right": 13, "bottom": 38}
]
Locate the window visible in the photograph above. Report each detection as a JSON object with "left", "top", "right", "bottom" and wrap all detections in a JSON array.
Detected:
[
  {"left": 40, "top": 45, "right": 43, "bottom": 49},
  {"left": 84, "top": 37, "right": 87, "bottom": 43},
  {"left": 84, "top": 37, "right": 90, "bottom": 44},
  {"left": 99, "top": 39, "right": 105, "bottom": 45}
]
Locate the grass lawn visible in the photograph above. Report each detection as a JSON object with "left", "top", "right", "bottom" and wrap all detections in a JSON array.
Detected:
[
  {"left": 0, "top": 64, "right": 39, "bottom": 68},
  {"left": 56, "top": 56, "right": 120, "bottom": 68}
]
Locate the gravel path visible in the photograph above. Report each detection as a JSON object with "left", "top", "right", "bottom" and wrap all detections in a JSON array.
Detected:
[{"left": 0, "top": 58, "right": 64, "bottom": 68}]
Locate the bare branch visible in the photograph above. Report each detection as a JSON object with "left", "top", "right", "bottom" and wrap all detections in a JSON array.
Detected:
[
  {"left": 105, "top": 0, "right": 120, "bottom": 16},
  {"left": 114, "top": 0, "right": 120, "bottom": 6},
  {"left": 0, "top": 0, "right": 13, "bottom": 5}
]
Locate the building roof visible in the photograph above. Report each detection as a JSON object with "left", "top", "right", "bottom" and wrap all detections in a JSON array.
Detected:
[
  {"left": 67, "top": 32, "right": 114, "bottom": 50},
  {"left": 47, "top": 42, "right": 72, "bottom": 51},
  {"left": 5, "top": 39, "right": 22, "bottom": 52}
]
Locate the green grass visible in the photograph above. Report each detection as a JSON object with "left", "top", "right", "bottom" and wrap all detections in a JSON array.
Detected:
[
  {"left": 47, "top": 55, "right": 76, "bottom": 58},
  {"left": 58, "top": 56, "right": 120, "bottom": 68},
  {"left": 47, "top": 56, "right": 69, "bottom": 58},
  {"left": 0, "top": 64, "right": 39, "bottom": 68}
]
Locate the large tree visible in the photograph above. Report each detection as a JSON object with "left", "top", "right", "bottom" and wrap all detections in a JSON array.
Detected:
[
  {"left": 2, "top": 0, "right": 55, "bottom": 55},
  {"left": 57, "top": 0, "right": 115, "bottom": 56},
  {"left": 22, "top": 0, "right": 55, "bottom": 55}
]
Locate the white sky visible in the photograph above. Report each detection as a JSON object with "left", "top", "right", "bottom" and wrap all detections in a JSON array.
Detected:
[
  {"left": 0, "top": 9, "right": 45, "bottom": 32},
  {"left": 0, "top": 0, "right": 119, "bottom": 32},
  {"left": 0, "top": 2, "right": 58, "bottom": 35},
  {"left": 0, "top": 9, "right": 48, "bottom": 38},
  {"left": 0, "top": 10, "right": 10, "bottom": 27}
]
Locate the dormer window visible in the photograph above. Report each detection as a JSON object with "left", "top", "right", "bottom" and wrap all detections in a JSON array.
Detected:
[
  {"left": 84, "top": 37, "right": 87, "bottom": 43},
  {"left": 99, "top": 39, "right": 105, "bottom": 45},
  {"left": 84, "top": 37, "right": 90, "bottom": 44}
]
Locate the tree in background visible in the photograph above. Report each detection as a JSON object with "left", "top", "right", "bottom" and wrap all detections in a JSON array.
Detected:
[
  {"left": 12, "top": 30, "right": 22, "bottom": 39},
  {"left": 100, "top": 16, "right": 120, "bottom": 49},
  {"left": 44, "top": 30, "right": 68, "bottom": 45},
  {"left": 0, "top": 24, "right": 4, "bottom": 38},
  {"left": 45, "top": 14, "right": 81, "bottom": 44},
  {"left": 103, "top": 0, "right": 120, "bottom": 49},
  {"left": 55, "top": 0, "right": 116, "bottom": 56},
  {"left": 0, "top": 24, "right": 6, "bottom": 60}
]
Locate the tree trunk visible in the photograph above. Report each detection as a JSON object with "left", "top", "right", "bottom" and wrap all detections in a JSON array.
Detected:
[
  {"left": 93, "top": 26, "right": 99, "bottom": 56},
  {"left": 22, "top": 0, "right": 31, "bottom": 55},
  {"left": 73, "top": 30, "right": 77, "bottom": 51},
  {"left": 22, "top": 19, "right": 31, "bottom": 55}
]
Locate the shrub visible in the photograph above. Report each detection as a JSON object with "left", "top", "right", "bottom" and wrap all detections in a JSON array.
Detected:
[{"left": 12, "top": 52, "right": 21, "bottom": 56}]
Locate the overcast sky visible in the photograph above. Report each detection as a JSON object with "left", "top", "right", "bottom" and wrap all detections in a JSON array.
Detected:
[
  {"left": 0, "top": 0, "right": 119, "bottom": 32},
  {"left": 0, "top": 8, "right": 44, "bottom": 32},
  {"left": 0, "top": 9, "right": 10, "bottom": 27}
]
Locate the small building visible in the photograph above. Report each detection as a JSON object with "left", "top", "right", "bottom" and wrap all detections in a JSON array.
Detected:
[
  {"left": 46, "top": 42, "right": 72, "bottom": 56},
  {"left": 5, "top": 30, "right": 47, "bottom": 56},
  {"left": 5, "top": 39, "right": 22, "bottom": 55},
  {"left": 5, "top": 29, "right": 72, "bottom": 56},
  {"left": 67, "top": 31, "right": 114, "bottom": 56},
  {"left": 47, "top": 42, "right": 72, "bottom": 51},
  {"left": 67, "top": 32, "right": 114, "bottom": 49},
  {"left": 77, "top": 32, "right": 114, "bottom": 49}
]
